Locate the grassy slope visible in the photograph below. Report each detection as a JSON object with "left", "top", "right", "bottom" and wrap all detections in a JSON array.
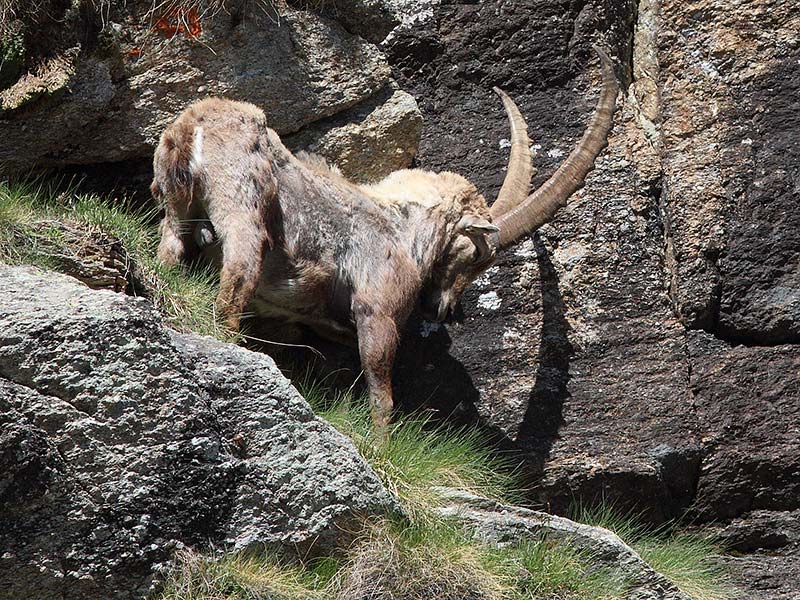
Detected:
[
  {"left": 161, "top": 388, "right": 632, "bottom": 600},
  {"left": 0, "top": 178, "right": 230, "bottom": 339},
  {"left": 161, "top": 383, "right": 733, "bottom": 600}
]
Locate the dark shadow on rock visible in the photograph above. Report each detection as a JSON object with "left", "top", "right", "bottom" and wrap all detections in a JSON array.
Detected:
[
  {"left": 515, "top": 235, "right": 574, "bottom": 475},
  {"left": 251, "top": 234, "right": 574, "bottom": 496},
  {"left": 393, "top": 313, "right": 482, "bottom": 423},
  {"left": 259, "top": 311, "right": 487, "bottom": 428},
  {"left": 58, "top": 157, "right": 156, "bottom": 210}
]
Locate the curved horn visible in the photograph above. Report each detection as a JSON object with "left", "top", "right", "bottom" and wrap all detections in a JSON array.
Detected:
[
  {"left": 493, "top": 45, "right": 619, "bottom": 248},
  {"left": 489, "top": 87, "right": 534, "bottom": 218}
]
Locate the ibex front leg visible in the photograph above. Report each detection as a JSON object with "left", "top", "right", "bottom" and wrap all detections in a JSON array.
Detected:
[{"left": 214, "top": 211, "right": 270, "bottom": 332}]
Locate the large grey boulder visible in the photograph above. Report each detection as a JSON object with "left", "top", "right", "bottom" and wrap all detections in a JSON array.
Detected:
[
  {"left": 0, "top": 3, "right": 421, "bottom": 180},
  {"left": 286, "top": 86, "right": 423, "bottom": 183},
  {"left": 0, "top": 265, "right": 397, "bottom": 600}
]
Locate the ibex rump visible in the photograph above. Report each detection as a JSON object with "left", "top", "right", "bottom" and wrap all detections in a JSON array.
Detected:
[{"left": 152, "top": 48, "right": 619, "bottom": 428}]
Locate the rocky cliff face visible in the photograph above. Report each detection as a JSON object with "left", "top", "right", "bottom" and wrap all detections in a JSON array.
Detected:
[
  {"left": 1, "top": 0, "right": 798, "bottom": 597},
  {"left": 0, "top": 0, "right": 421, "bottom": 183},
  {"left": 380, "top": 1, "right": 798, "bottom": 596}
]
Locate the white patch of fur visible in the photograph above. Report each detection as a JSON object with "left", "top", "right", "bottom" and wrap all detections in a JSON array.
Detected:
[{"left": 190, "top": 126, "right": 204, "bottom": 172}]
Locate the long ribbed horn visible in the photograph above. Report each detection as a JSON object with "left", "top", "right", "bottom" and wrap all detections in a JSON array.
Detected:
[
  {"left": 489, "top": 87, "right": 534, "bottom": 218},
  {"left": 493, "top": 45, "right": 619, "bottom": 248}
]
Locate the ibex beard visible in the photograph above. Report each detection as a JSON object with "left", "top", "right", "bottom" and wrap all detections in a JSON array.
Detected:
[{"left": 152, "top": 47, "right": 619, "bottom": 430}]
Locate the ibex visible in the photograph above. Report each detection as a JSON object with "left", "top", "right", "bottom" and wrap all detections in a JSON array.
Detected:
[{"left": 152, "top": 47, "right": 618, "bottom": 428}]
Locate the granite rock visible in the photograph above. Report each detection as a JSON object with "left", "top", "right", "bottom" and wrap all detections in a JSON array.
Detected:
[{"left": 0, "top": 264, "right": 397, "bottom": 600}]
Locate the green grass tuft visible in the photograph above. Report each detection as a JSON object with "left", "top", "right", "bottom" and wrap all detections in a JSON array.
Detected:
[
  {"left": 339, "top": 517, "right": 508, "bottom": 599},
  {"left": 569, "top": 500, "right": 651, "bottom": 546},
  {"left": 158, "top": 548, "right": 335, "bottom": 600},
  {"left": 338, "top": 517, "right": 630, "bottom": 600},
  {"left": 158, "top": 523, "right": 629, "bottom": 600},
  {"left": 297, "top": 377, "right": 519, "bottom": 521},
  {"left": 637, "top": 534, "right": 736, "bottom": 600},
  {"left": 0, "top": 177, "right": 231, "bottom": 340},
  {"left": 571, "top": 502, "right": 736, "bottom": 600},
  {"left": 492, "top": 537, "right": 628, "bottom": 600}
]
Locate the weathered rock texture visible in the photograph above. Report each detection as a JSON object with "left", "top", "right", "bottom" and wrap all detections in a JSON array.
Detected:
[
  {"left": 381, "top": 0, "right": 799, "bottom": 534},
  {"left": 300, "top": 0, "right": 440, "bottom": 45},
  {"left": 368, "top": 0, "right": 800, "bottom": 595},
  {"left": 658, "top": 0, "right": 800, "bottom": 343},
  {"left": 285, "top": 86, "right": 423, "bottom": 183},
  {"left": 438, "top": 490, "right": 690, "bottom": 600},
  {"left": 0, "top": 265, "right": 396, "bottom": 600},
  {"left": 715, "top": 509, "right": 800, "bottom": 600},
  {"left": 0, "top": 1, "right": 421, "bottom": 181}
]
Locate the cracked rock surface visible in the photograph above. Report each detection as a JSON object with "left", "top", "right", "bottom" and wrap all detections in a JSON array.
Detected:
[
  {"left": 378, "top": 1, "right": 799, "bottom": 596},
  {"left": 0, "top": 265, "right": 396, "bottom": 600},
  {"left": 0, "top": 3, "right": 421, "bottom": 182}
]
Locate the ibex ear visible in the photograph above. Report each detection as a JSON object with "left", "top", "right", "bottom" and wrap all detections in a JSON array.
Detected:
[{"left": 457, "top": 215, "right": 500, "bottom": 235}]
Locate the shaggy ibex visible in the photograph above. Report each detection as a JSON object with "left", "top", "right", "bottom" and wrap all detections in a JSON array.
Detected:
[{"left": 152, "top": 47, "right": 619, "bottom": 428}]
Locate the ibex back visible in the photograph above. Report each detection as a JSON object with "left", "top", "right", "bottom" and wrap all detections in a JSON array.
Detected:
[{"left": 152, "top": 47, "right": 619, "bottom": 429}]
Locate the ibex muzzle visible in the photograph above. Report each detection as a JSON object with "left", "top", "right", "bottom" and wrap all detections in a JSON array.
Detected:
[{"left": 152, "top": 47, "right": 619, "bottom": 429}]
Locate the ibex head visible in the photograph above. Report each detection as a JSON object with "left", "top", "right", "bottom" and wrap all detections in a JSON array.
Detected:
[
  {"left": 419, "top": 175, "right": 499, "bottom": 322},
  {"left": 419, "top": 46, "right": 619, "bottom": 323}
]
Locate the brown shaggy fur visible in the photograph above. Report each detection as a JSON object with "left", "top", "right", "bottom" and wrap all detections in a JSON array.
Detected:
[{"left": 153, "top": 97, "right": 500, "bottom": 428}]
